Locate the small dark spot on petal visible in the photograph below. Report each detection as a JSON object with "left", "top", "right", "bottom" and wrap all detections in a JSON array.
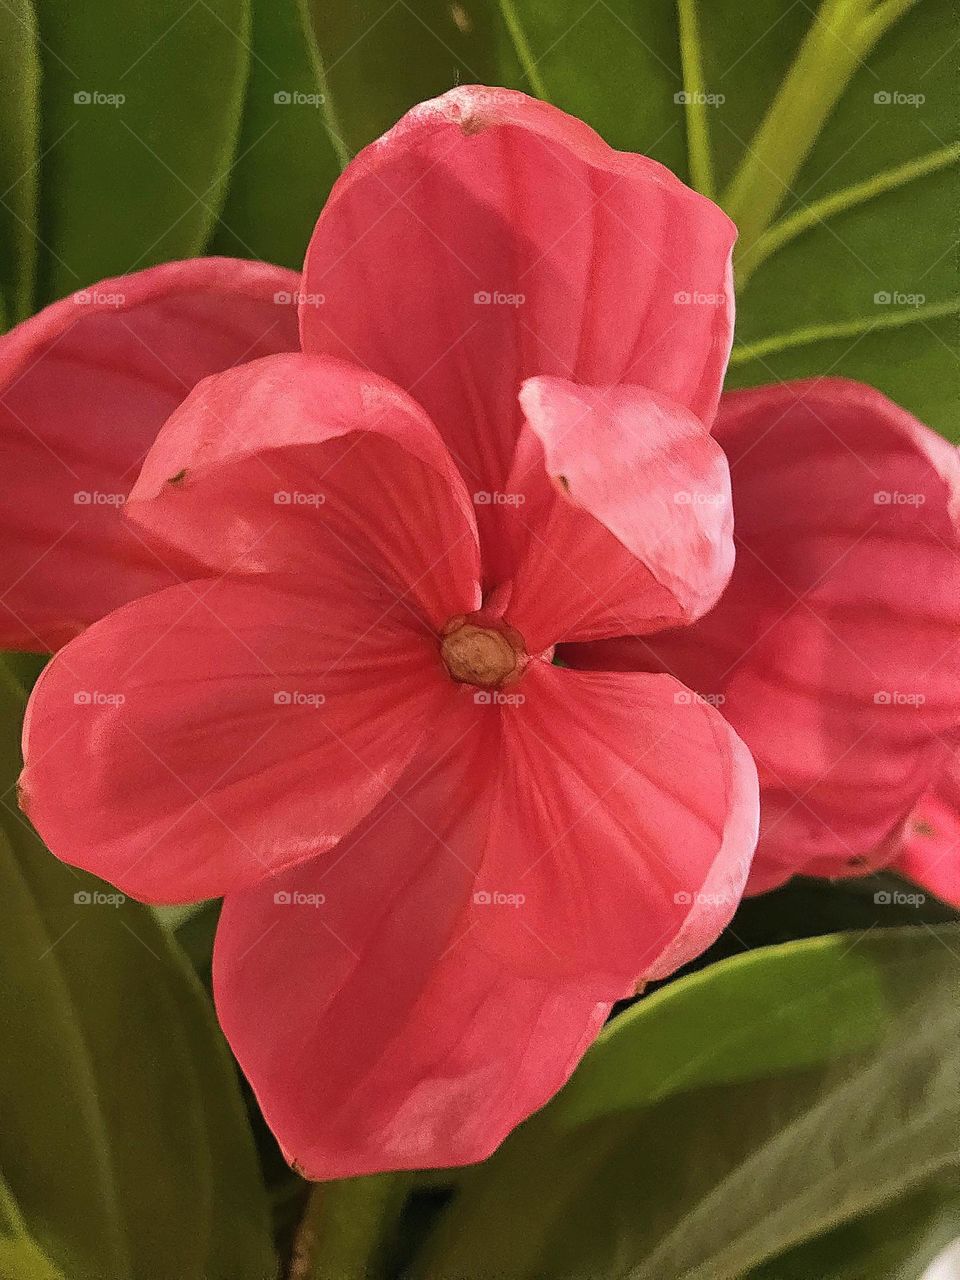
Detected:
[
  {"left": 167, "top": 469, "right": 187, "bottom": 486},
  {"left": 913, "top": 819, "right": 935, "bottom": 837},
  {"left": 459, "top": 113, "right": 488, "bottom": 136}
]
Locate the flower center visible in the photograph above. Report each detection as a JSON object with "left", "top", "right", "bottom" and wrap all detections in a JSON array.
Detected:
[{"left": 440, "top": 617, "right": 524, "bottom": 688}]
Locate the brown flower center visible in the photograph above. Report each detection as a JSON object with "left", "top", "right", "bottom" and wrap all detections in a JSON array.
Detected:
[{"left": 440, "top": 618, "right": 523, "bottom": 687}]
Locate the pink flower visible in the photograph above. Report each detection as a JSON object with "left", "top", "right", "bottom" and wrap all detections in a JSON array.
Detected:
[
  {"left": 572, "top": 379, "right": 960, "bottom": 898},
  {"left": 11, "top": 88, "right": 759, "bottom": 1176},
  {"left": 0, "top": 259, "right": 301, "bottom": 651}
]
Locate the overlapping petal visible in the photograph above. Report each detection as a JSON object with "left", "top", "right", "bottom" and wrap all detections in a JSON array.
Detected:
[
  {"left": 892, "top": 748, "right": 960, "bottom": 907},
  {"left": 214, "top": 699, "right": 612, "bottom": 1177},
  {"left": 20, "top": 573, "right": 448, "bottom": 903},
  {"left": 126, "top": 353, "right": 481, "bottom": 628},
  {"left": 300, "top": 85, "right": 735, "bottom": 569},
  {"left": 462, "top": 664, "right": 758, "bottom": 985},
  {"left": 502, "top": 376, "right": 735, "bottom": 649},
  {"left": 570, "top": 379, "right": 960, "bottom": 891},
  {"left": 0, "top": 258, "right": 301, "bottom": 650}
]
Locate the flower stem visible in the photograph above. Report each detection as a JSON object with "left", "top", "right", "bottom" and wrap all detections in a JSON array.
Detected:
[
  {"left": 289, "top": 1173, "right": 410, "bottom": 1280},
  {"left": 676, "top": 0, "right": 716, "bottom": 199},
  {"left": 739, "top": 143, "right": 960, "bottom": 283},
  {"left": 722, "top": 0, "right": 917, "bottom": 282},
  {"left": 498, "top": 0, "right": 549, "bottom": 100},
  {"left": 728, "top": 295, "right": 960, "bottom": 366}
]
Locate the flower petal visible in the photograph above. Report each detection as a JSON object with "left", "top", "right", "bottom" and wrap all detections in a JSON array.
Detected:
[
  {"left": 502, "top": 376, "right": 735, "bottom": 649},
  {"left": 0, "top": 258, "right": 301, "bottom": 650},
  {"left": 300, "top": 85, "right": 735, "bottom": 567},
  {"left": 126, "top": 353, "right": 481, "bottom": 628},
  {"left": 20, "top": 573, "right": 447, "bottom": 903},
  {"left": 465, "top": 663, "right": 758, "bottom": 986},
  {"left": 892, "top": 749, "right": 960, "bottom": 907},
  {"left": 570, "top": 379, "right": 960, "bottom": 891},
  {"left": 214, "top": 701, "right": 612, "bottom": 1178}
]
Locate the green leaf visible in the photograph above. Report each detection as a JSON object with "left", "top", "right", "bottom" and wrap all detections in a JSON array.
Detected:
[
  {"left": 703, "top": 0, "right": 959, "bottom": 437},
  {"left": 746, "top": 1171, "right": 960, "bottom": 1280},
  {"left": 0, "top": 0, "right": 40, "bottom": 323},
  {"left": 417, "top": 928, "right": 960, "bottom": 1280},
  {"left": 305, "top": 0, "right": 503, "bottom": 158},
  {"left": 0, "top": 1173, "right": 66, "bottom": 1280},
  {"left": 32, "top": 0, "right": 251, "bottom": 302},
  {"left": 0, "top": 675, "right": 276, "bottom": 1280},
  {"left": 492, "top": 0, "right": 688, "bottom": 178},
  {"left": 210, "top": 0, "right": 342, "bottom": 269}
]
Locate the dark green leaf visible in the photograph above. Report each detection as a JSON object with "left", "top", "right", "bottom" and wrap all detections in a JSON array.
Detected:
[
  {"left": 418, "top": 928, "right": 960, "bottom": 1280},
  {"left": 0, "top": 671, "right": 277, "bottom": 1280},
  {"left": 33, "top": 0, "right": 251, "bottom": 301},
  {"left": 210, "top": 0, "right": 342, "bottom": 269},
  {"left": 746, "top": 1170, "right": 960, "bottom": 1280},
  {"left": 0, "top": 0, "right": 40, "bottom": 323}
]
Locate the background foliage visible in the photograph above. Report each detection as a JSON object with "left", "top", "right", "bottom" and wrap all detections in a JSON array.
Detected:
[{"left": 0, "top": 1, "right": 957, "bottom": 1276}]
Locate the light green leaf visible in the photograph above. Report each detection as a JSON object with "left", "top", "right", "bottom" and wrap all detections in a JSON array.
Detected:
[
  {"left": 0, "top": 0, "right": 40, "bottom": 323},
  {"left": 703, "top": 0, "right": 958, "bottom": 436},
  {"left": 0, "top": 674, "right": 276, "bottom": 1280},
  {"left": 417, "top": 928, "right": 960, "bottom": 1280},
  {"left": 32, "top": 0, "right": 251, "bottom": 302}
]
